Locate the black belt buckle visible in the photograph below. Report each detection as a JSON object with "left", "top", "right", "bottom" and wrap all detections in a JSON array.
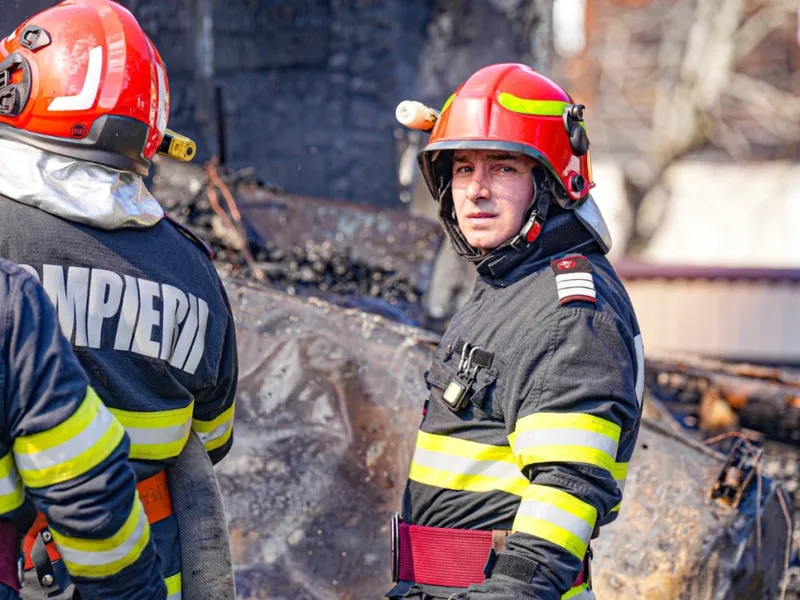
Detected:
[{"left": 391, "top": 512, "right": 400, "bottom": 582}]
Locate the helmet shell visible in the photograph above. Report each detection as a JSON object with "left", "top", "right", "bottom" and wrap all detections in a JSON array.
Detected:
[
  {"left": 0, "top": 0, "right": 170, "bottom": 174},
  {"left": 418, "top": 63, "right": 593, "bottom": 203}
]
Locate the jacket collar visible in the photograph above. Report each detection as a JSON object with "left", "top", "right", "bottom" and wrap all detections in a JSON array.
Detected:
[{"left": 475, "top": 211, "right": 601, "bottom": 285}]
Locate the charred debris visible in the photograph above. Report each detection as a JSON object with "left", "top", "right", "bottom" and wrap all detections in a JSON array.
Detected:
[{"left": 152, "top": 158, "right": 444, "bottom": 330}]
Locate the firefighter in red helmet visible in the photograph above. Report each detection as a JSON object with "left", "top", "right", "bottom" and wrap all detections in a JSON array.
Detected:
[
  {"left": 389, "top": 64, "right": 644, "bottom": 600},
  {"left": 0, "top": 2, "right": 237, "bottom": 598}
]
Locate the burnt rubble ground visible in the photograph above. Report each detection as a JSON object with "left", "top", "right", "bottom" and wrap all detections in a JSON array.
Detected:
[
  {"left": 153, "top": 161, "right": 440, "bottom": 329},
  {"left": 765, "top": 441, "right": 800, "bottom": 597},
  {"left": 648, "top": 365, "right": 800, "bottom": 596}
]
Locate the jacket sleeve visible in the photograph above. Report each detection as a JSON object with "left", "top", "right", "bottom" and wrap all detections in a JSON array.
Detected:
[
  {"left": 468, "top": 307, "right": 641, "bottom": 600},
  {"left": 4, "top": 274, "right": 165, "bottom": 599},
  {"left": 190, "top": 281, "right": 237, "bottom": 464}
]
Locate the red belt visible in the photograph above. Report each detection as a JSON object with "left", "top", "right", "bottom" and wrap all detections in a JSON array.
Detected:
[
  {"left": 23, "top": 470, "right": 173, "bottom": 570},
  {"left": 397, "top": 522, "right": 586, "bottom": 589}
]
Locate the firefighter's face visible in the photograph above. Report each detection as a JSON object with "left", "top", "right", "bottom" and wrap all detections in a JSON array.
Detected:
[{"left": 451, "top": 150, "right": 535, "bottom": 251}]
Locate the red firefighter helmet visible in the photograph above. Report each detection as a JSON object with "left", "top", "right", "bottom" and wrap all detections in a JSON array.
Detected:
[
  {"left": 418, "top": 63, "right": 593, "bottom": 205},
  {"left": 0, "top": 0, "right": 170, "bottom": 175}
]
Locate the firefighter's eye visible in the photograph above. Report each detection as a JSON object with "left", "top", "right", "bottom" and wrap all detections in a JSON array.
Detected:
[{"left": 454, "top": 165, "right": 473, "bottom": 174}]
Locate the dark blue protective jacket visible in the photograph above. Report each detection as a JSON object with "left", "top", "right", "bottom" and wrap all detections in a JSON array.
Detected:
[{"left": 0, "top": 258, "right": 164, "bottom": 600}]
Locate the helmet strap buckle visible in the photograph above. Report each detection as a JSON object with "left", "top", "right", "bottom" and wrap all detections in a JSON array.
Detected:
[
  {"left": 514, "top": 169, "right": 553, "bottom": 248},
  {"left": 519, "top": 212, "right": 544, "bottom": 245}
]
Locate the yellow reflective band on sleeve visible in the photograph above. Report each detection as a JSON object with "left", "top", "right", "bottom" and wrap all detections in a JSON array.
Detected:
[
  {"left": 513, "top": 484, "right": 597, "bottom": 560},
  {"left": 562, "top": 582, "right": 593, "bottom": 599},
  {"left": 611, "top": 461, "right": 629, "bottom": 513},
  {"left": 109, "top": 402, "right": 194, "bottom": 461},
  {"left": 165, "top": 572, "right": 182, "bottom": 600},
  {"left": 509, "top": 412, "right": 621, "bottom": 473},
  {"left": 416, "top": 429, "right": 517, "bottom": 461},
  {"left": 408, "top": 430, "right": 529, "bottom": 497},
  {"left": 51, "top": 492, "right": 151, "bottom": 578},
  {"left": 14, "top": 388, "right": 125, "bottom": 488},
  {"left": 192, "top": 401, "right": 235, "bottom": 452},
  {"left": 0, "top": 452, "right": 24, "bottom": 514},
  {"left": 497, "top": 93, "right": 569, "bottom": 117}
]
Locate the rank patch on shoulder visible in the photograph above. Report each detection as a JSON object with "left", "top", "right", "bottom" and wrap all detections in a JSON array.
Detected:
[{"left": 551, "top": 255, "right": 597, "bottom": 306}]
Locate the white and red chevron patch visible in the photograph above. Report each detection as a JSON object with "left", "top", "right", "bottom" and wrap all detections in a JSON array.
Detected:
[{"left": 551, "top": 255, "right": 597, "bottom": 306}]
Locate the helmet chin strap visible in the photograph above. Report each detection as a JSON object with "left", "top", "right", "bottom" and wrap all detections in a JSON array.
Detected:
[
  {"left": 509, "top": 166, "right": 553, "bottom": 251},
  {"left": 438, "top": 179, "right": 483, "bottom": 260},
  {"left": 437, "top": 165, "right": 556, "bottom": 261}
]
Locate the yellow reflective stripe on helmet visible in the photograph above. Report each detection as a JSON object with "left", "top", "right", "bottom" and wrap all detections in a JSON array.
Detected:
[
  {"left": 165, "top": 572, "right": 182, "bottom": 600},
  {"left": 14, "top": 388, "right": 125, "bottom": 488},
  {"left": 0, "top": 452, "right": 24, "bottom": 513},
  {"left": 562, "top": 582, "right": 593, "bottom": 599},
  {"left": 52, "top": 492, "right": 151, "bottom": 578},
  {"left": 509, "top": 412, "right": 621, "bottom": 473},
  {"left": 610, "top": 461, "right": 629, "bottom": 512},
  {"left": 409, "top": 430, "right": 529, "bottom": 496},
  {"left": 513, "top": 484, "right": 597, "bottom": 560},
  {"left": 497, "top": 92, "right": 569, "bottom": 117},
  {"left": 192, "top": 401, "right": 235, "bottom": 452},
  {"left": 109, "top": 402, "right": 194, "bottom": 461},
  {"left": 440, "top": 93, "right": 455, "bottom": 115}
]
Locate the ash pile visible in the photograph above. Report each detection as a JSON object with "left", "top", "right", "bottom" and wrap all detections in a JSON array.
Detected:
[
  {"left": 151, "top": 157, "right": 444, "bottom": 329},
  {"left": 646, "top": 355, "right": 800, "bottom": 598}
]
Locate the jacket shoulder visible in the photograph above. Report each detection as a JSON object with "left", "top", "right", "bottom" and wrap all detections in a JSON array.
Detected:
[{"left": 163, "top": 215, "right": 215, "bottom": 260}]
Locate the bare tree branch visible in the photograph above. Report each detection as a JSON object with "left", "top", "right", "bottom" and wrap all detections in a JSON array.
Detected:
[
  {"left": 734, "top": 0, "right": 796, "bottom": 64},
  {"left": 728, "top": 74, "right": 800, "bottom": 120},
  {"left": 711, "top": 106, "right": 753, "bottom": 159},
  {"left": 725, "top": 74, "right": 800, "bottom": 140},
  {"left": 606, "top": 0, "right": 797, "bottom": 256},
  {"left": 622, "top": 0, "right": 747, "bottom": 253}
]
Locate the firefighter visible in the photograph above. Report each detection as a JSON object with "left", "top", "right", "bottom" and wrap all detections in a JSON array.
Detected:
[
  {"left": 0, "top": 259, "right": 165, "bottom": 600},
  {"left": 0, "top": 1, "right": 237, "bottom": 598},
  {"left": 388, "top": 64, "right": 644, "bottom": 600}
]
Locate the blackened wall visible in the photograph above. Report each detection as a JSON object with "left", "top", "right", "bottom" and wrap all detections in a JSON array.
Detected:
[{"left": 128, "top": 0, "right": 433, "bottom": 209}]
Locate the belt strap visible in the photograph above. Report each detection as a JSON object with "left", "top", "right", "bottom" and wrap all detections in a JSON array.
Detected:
[
  {"left": 22, "top": 513, "right": 60, "bottom": 572},
  {"left": 398, "top": 522, "right": 588, "bottom": 590},
  {"left": 23, "top": 470, "right": 173, "bottom": 571},
  {"left": 30, "top": 531, "right": 59, "bottom": 597}
]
